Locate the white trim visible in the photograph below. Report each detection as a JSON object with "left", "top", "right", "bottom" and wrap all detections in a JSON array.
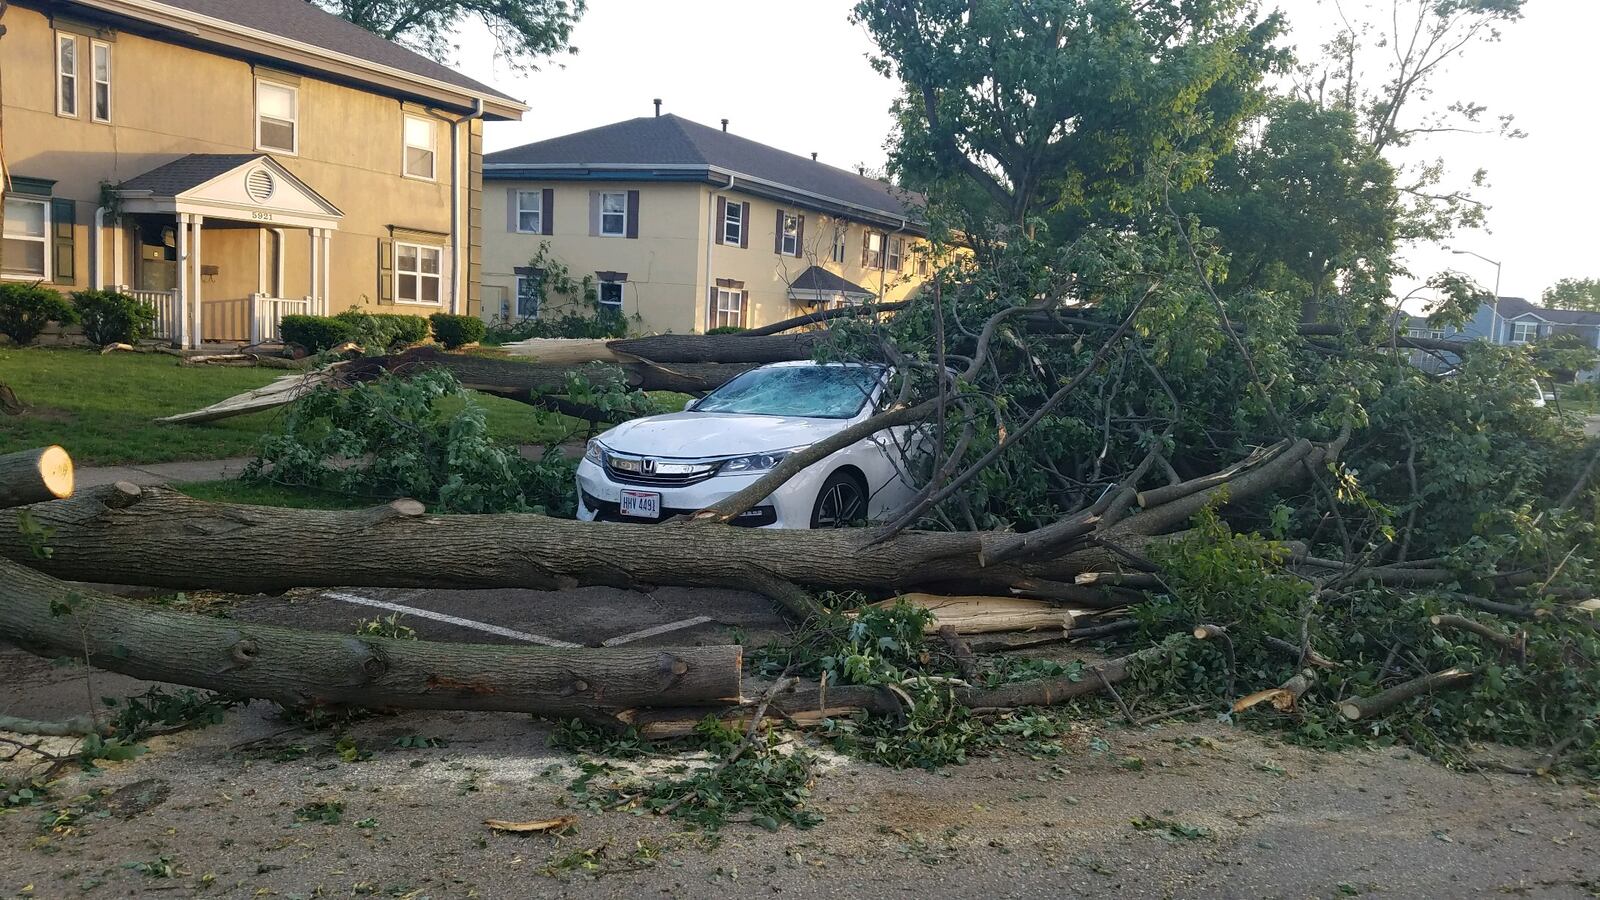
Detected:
[
  {"left": 63, "top": 0, "right": 528, "bottom": 116},
  {"left": 712, "top": 285, "right": 744, "bottom": 329},
  {"left": 56, "top": 32, "right": 80, "bottom": 118},
  {"left": 780, "top": 211, "right": 799, "bottom": 257},
  {"left": 393, "top": 240, "right": 443, "bottom": 305},
  {"left": 515, "top": 189, "right": 543, "bottom": 234},
  {"left": 597, "top": 278, "right": 624, "bottom": 311},
  {"left": 91, "top": 40, "right": 113, "bottom": 123},
  {"left": 1, "top": 196, "right": 51, "bottom": 281},
  {"left": 1509, "top": 321, "right": 1539, "bottom": 345},
  {"left": 254, "top": 79, "right": 299, "bottom": 155},
  {"left": 514, "top": 274, "right": 542, "bottom": 318},
  {"left": 402, "top": 113, "right": 437, "bottom": 181},
  {"left": 721, "top": 197, "right": 743, "bottom": 245},
  {"left": 599, "top": 190, "right": 628, "bottom": 237}
]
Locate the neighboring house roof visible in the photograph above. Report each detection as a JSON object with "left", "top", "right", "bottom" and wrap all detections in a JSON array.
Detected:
[
  {"left": 57, "top": 0, "right": 523, "bottom": 117},
  {"left": 787, "top": 266, "right": 875, "bottom": 301},
  {"left": 485, "top": 115, "right": 925, "bottom": 231},
  {"left": 1494, "top": 296, "right": 1537, "bottom": 319},
  {"left": 1511, "top": 307, "right": 1600, "bottom": 327}
]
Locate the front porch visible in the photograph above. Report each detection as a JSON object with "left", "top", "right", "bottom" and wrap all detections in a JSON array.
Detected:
[{"left": 100, "top": 154, "right": 344, "bottom": 348}]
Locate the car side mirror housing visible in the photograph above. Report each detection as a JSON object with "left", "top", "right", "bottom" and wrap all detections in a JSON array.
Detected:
[{"left": 684, "top": 397, "right": 700, "bottom": 411}]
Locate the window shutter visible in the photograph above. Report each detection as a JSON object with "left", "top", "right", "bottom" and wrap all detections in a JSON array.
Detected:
[
  {"left": 50, "top": 199, "right": 76, "bottom": 284},
  {"left": 541, "top": 188, "right": 554, "bottom": 235},
  {"left": 774, "top": 208, "right": 785, "bottom": 254},
  {"left": 377, "top": 239, "right": 394, "bottom": 304},
  {"left": 795, "top": 215, "right": 805, "bottom": 257},
  {"left": 862, "top": 234, "right": 871, "bottom": 268},
  {"left": 715, "top": 196, "right": 727, "bottom": 245},
  {"left": 505, "top": 188, "right": 519, "bottom": 232},
  {"left": 740, "top": 290, "right": 749, "bottom": 328},
  {"left": 588, "top": 190, "right": 600, "bottom": 237},
  {"left": 739, "top": 202, "right": 751, "bottom": 248},
  {"left": 708, "top": 285, "right": 717, "bottom": 330},
  {"left": 625, "top": 189, "right": 640, "bottom": 239}
]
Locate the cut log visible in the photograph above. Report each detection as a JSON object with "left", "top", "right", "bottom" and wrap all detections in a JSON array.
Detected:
[
  {"left": 0, "top": 485, "right": 1136, "bottom": 597},
  {"left": 0, "top": 446, "right": 73, "bottom": 509},
  {"left": 1233, "top": 669, "right": 1317, "bottom": 713},
  {"left": 879, "top": 593, "right": 1076, "bottom": 635},
  {"left": 0, "top": 555, "right": 741, "bottom": 715},
  {"left": 1429, "top": 614, "right": 1525, "bottom": 653},
  {"left": 1338, "top": 667, "right": 1475, "bottom": 721}
]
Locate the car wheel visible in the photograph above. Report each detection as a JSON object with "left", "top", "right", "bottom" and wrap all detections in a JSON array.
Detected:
[{"left": 810, "top": 470, "right": 867, "bottom": 528}]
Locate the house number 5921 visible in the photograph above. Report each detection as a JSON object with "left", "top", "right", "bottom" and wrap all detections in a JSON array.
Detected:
[{"left": 251, "top": 212, "right": 274, "bottom": 221}]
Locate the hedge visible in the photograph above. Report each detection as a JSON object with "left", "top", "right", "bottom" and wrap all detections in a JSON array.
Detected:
[
  {"left": 429, "top": 313, "right": 486, "bottom": 349},
  {"left": 0, "top": 283, "right": 75, "bottom": 346},
  {"left": 71, "top": 290, "right": 156, "bottom": 346},
  {"left": 279, "top": 314, "right": 356, "bottom": 353}
]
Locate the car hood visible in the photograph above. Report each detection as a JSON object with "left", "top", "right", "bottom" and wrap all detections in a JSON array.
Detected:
[{"left": 598, "top": 411, "right": 851, "bottom": 459}]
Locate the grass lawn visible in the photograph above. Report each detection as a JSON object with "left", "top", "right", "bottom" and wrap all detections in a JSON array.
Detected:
[
  {"left": 174, "top": 480, "right": 374, "bottom": 510},
  {"left": 0, "top": 347, "right": 584, "bottom": 466}
]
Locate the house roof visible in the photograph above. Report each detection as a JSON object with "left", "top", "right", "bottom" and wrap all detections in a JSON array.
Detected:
[
  {"left": 60, "top": 0, "right": 522, "bottom": 115},
  {"left": 486, "top": 115, "right": 924, "bottom": 229},
  {"left": 787, "top": 266, "right": 875, "bottom": 299},
  {"left": 1512, "top": 307, "right": 1600, "bottom": 326},
  {"left": 119, "top": 153, "right": 270, "bottom": 195}
]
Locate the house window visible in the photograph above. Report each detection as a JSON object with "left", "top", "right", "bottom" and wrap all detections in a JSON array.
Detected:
[
  {"left": 1510, "top": 321, "right": 1538, "bottom": 345},
  {"left": 516, "top": 190, "right": 543, "bottom": 233},
  {"left": 887, "top": 237, "right": 904, "bottom": 271},
  {"left": 255, "top": 80, "right": 298, "bottom": 153},
  {"left": 2, "top": 197, "right": 50, "bottom": 280},
  {"left": 394, "top": 242, "right": 442, "bottom": 304},
  {"left": 515, "top": 275, "right": 542, "bottom": 318},
  {"left": 600, "top": 192, "right": 627, "bottom": 236},
  {"left": 831, "top": 228, "right": 847, "bottom": 264},
  {"left": 56, "top": 33, "right": 79, "bottom": 118},
  {"left": 781, "top": 213, "right": 800, "bottom": 256},
  {"left": 917, "top": 253, "right": 930, "bottom": 276},
  {"left": 90, "top": 41, "right": 111, "bottom": 123},
  {"left": 598, "top": 280, "right": 624, "bottom": 311},
  {"left": 862, "top": 232, "right": 884, "bottom": 268},
  {"left": 403, "top": 114, "right": 436, "bottom": 179},
  {"left": 722, "top": 200, "right": 744, "bottom": 245},
  {"left": 713, "top": 286, "right": 744, "bottom": 330}
]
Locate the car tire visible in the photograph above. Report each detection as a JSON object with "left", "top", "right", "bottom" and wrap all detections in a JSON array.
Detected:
[{"left": 810, "top": 469, "right": 867, "bottom": 528}]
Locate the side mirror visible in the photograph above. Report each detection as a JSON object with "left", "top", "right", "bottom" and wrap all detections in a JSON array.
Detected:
[{"left": 684, "top": 397, "right": 700, "bottom": 411}]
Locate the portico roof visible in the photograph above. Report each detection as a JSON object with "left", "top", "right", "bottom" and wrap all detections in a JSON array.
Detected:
[
  {"left": 787, "top": 265, "right": 876, "bottom": 304},
  {"left": 117, "top": 154, "right": 343, "bottom": 230}
]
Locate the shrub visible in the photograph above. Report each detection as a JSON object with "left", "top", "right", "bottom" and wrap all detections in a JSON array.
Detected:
[
  {"left": 706, "top": 325, "right": 747, "bottom": 335},
  {"left": 333, "top": 309, "right": 429, "bottom": 350},
  {"left": 279, "top": 314, "right": 356, "bottom": 353},
  {"left": 429, "top": 313, "right": 486, "bottom": 349},
  {"left": 0, "top": 283, "right": 74, "bottom": 345},
  {"left": 483, "top": 311, "right": 628, "bottom": 344},
  {"left": 71, "top": 290, "right": 155, "bottom": 346}
]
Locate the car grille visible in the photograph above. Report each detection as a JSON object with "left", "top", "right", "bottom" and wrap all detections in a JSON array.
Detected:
[{"left": 603, "top": 454, "right": 719, "bottom": 487}]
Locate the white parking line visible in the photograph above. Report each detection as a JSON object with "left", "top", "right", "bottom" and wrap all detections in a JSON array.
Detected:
[
  {"left": 324, "top": 591, "right": 583, "bottom": 649},
  {"left": 600, "top": 615, "right": 716, "bottom": 647}
]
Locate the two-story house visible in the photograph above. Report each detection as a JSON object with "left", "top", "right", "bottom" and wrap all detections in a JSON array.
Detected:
[
  {"left": 1403, "top": 296, "right": 1600, "bottom": 381},
  {"left": 0, "top": 0, "right": 524, "bottom": 348},
  {"left": 481, "top": 112, "right": 936, "bottom": 334}
]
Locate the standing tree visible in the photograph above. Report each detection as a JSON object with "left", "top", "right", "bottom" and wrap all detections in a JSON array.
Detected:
[
  {"left": 851, "top": 0, "right": 1284, "bottom": 239},
  {"left": 309, "top": 0, "right": 585, "bottom": 71},
  {"left": 1542, "top": 278, "right": 1600, "bottom": 313}
]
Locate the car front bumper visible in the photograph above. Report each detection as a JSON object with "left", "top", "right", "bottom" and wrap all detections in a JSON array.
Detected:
[{"left": 574, "top": 458, "right": 820, "bottom": 528}]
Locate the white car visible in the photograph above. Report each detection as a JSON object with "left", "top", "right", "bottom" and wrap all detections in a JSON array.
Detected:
[{"left": 576, "top": 361, "right": 921, "bottom": 528}]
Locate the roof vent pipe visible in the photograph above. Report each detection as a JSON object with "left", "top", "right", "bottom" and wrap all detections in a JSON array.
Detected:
[
  {"left": 721, "top": 118, "right": 729, "bottom": 132},
  {"left": 858, "top": 166, "right": 865, "bottom": 176},
  {"left": 811, "top": 152, "right": 818, "bottom": 161},
  {"left": 653, "top": 98, "right": 661, "bottom": 117}
]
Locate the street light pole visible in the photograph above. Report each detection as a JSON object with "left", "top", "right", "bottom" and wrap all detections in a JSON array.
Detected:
[{"left": 1447, "top": 248, "right": 1503, "bottom": 342}]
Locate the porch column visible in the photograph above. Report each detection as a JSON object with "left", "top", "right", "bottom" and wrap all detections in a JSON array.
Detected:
[
  {"left": 321, "top": 229, "right": 332, "bottom": 315},
  {"left": 190, "top": 215, "right": 205, "bottom": 349},
  {"left": 175, "top": 213, "right": 190, "bottom": 349},
  {"left": 308, "top": 228, "right": 320, "bottom": 315}
]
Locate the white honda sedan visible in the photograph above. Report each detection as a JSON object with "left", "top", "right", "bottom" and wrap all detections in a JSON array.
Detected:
[{"left": 576, "top": 361, "right": 920, "bottom": 528}]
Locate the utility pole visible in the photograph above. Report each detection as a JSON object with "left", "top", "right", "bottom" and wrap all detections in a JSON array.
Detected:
[{"left": 1447, "top": 247, "right": 1504, "bottom": 342}]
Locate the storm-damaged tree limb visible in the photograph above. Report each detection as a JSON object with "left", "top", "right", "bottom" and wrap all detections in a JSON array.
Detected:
[{"left": 0, "top": 446, "right": 74, "bottom": 509}]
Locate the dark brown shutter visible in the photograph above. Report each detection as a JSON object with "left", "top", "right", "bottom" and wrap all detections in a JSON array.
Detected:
[
  {"left": 625, "top": 189, "right": 640, "bottom": 239},
  {"left": 377, "top": 239, "right": 394, "bottom": 303},
  {"left": 708, "top": 285, "right": 718, "bottom": 330},
  {"left": 795, "top": 215, "right": 805, "bottom": 257},
  {"left": 739, "top": 202, "right": 750, "bottom": 248},
  {"left": 541, "top": 188, "right": 554, "bottom": 235},
  {"left": 740, "top": 290, "right": 749, "bottom": 328},
  {"left": 862, "top": 233, "right": 871, "bottom": 267},
  {"left": 51, "top": 199, "right": 76, "bottom": 284},
  {"left": 774, "top": 208, "right": 785, "bottom": 254},
  {"left": 505, "top": 188, "right": 519, "bottom": 232},
  {"left": 715, "top": 196, "right": 727, "bottom": 245}
]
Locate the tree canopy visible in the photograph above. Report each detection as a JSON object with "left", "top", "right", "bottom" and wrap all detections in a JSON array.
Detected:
[
  {"left": 1543, "top": 278, "right": 1600, "bottom": 313},
  {"left": 310, "top": 0, "right": 584, "bottom": 71}
]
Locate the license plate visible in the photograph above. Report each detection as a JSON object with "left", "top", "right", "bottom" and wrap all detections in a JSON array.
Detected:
[{"left": 619, "top": 490, "right": 661, "bottom": 519}]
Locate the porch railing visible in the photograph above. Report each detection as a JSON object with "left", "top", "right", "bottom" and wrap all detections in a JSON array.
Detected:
[
  {"left": 250, "top": 294, "right": 314, "bottom": 344},
  {"left": 122, "top": 288, "right": 178, "bottom": 341}
]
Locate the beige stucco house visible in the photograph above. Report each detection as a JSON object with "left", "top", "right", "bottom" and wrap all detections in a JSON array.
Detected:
[
  {"left": 482, "top": 113, "right": 936, "bottom": 334},
  {"left": 0, "top": 0, "right": 524, "bottom": 347}
]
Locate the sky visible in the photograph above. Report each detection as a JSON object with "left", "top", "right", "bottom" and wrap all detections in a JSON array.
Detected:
[{"left": 450, "top": 0, "right": 1600, "bottom": 309}]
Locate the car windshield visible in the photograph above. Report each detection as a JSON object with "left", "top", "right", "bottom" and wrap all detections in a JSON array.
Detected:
[{"left": 694, "top": 365, "right": 885, "bottom": 419}]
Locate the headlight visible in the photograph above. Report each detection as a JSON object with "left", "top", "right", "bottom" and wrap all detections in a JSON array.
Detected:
[
  {"left": 718, "top": 451, "right": 791, "bottom": 473},
  {"left": 583, "top": 439, "right": 606, "bottom": 465}
]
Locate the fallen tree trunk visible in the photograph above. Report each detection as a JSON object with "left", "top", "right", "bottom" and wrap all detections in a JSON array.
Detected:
[
  {"left": 608, "top": 332, "right": 822, "bottom": 364},
  {"left": 362, "top": 347, "right": 757, "bottom": 395},
  {"left": 0, "top": 446, "right": 73, "bottom": 509},
  {"left": 0, "top": 485, "right": 1133, "bottom": 598},
  {"left": 0, "top": 555, "right": 742, "bottom": 715}
]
